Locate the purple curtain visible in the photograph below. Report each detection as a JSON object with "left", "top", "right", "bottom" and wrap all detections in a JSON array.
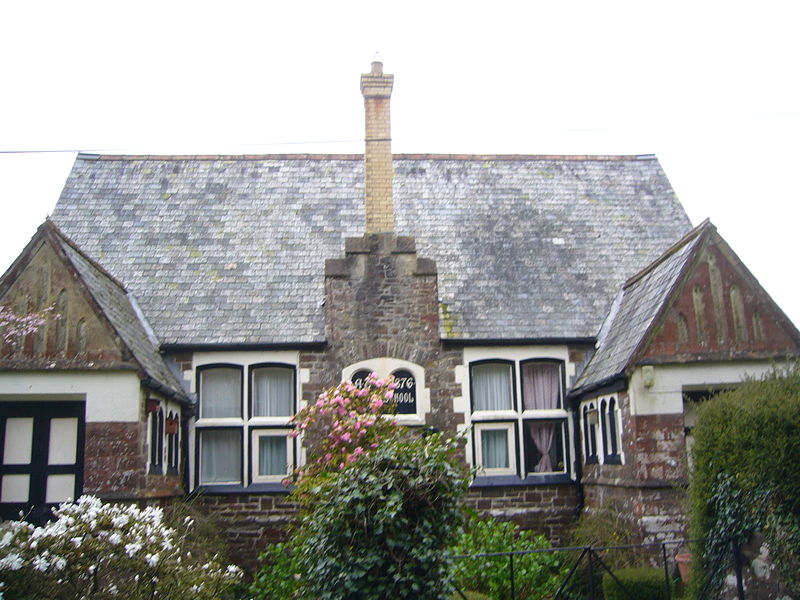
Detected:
[{"left": 522, "top": 363, "right": 560, "bottom": 472}]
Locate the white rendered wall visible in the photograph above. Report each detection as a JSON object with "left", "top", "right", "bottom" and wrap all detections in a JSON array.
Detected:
[
  {"left": 628, "top": 362, "right": 777, "bottom": 416},
  {"left": 0, "top": 371, "right": 143, "bottom": 422}
]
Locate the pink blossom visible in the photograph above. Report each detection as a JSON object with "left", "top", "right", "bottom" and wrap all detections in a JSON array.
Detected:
[
  {"left": 340, "top": 432, "right": 351, "bottom": 443},
  {"left": 347, "top": 454, "right": 357, "bottom": 463},
  {"left": 289, "top": 430, "right": 300, "bottom": 438},
  {"left": 324, "top": 453, "right": 333, "bottom": 462},
  {"left": 353, "top": 446, "right": 364, "bottom": 455},
  {"left": 370, "top": 442, "right": 379, "bottom": 449},
  {"left": 316, "top": 399, "right": 325, "bottom": 408},
  {"left": 384, "top": 390, "right": 394, "bottom": 400}
]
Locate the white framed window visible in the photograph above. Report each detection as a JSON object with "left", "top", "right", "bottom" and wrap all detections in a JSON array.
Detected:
[
  {"left": 469, "top": 358, "right": 570, "bottom": 478},
  {"left": 251, "top": 428, "right": 293, "bottom": 483},
  {"left": 474, "top": 422, "right": 517, "bottom": 476},
  {"left": 195, "top": 362, "right": 296, "bottom": 488}
]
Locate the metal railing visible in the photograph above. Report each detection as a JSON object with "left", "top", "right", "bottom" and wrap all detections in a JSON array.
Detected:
[{"left": 450, "top": 537, "right": 745, "bottom": 600}]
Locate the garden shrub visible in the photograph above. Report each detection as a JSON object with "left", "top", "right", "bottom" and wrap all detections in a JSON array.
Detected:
[
  {"left": 450, "top": 513, "right": 566, "bottom": 600},
  {"left": 601, "top": 566, "right": 671, "bottom": 600},
  {"left": 567, "top": 508, "right": 639, "bottom": 570},
  {"left": 249, "top": 541, "right": 305, "bottom": 599},
  {"left": 250, "top": 374, "right": 470, "bottom": 600},
  {"left": 0, "top": 495, "right": 242, "bottom": 600},
  {"left": 689, "top": 362, "right": 800, "bottom": 597}
]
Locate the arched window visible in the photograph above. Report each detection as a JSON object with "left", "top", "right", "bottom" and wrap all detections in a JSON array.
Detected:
[
  {"left": 149, "top": 402, "right": 164, "bottom": 474},
  {"left": 605, "top": 397, "right": 620, "bottom": 463},
  {"left": 584, "top": 402, "right": 598, "bottom": 464}
]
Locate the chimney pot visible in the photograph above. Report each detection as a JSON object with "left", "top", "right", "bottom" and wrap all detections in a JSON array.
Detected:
[{"left": 360, "top": 63, "right": 395, "bottom": 234}]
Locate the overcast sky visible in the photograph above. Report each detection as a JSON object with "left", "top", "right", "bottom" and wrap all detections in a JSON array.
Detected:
[{"left": 1, "top": 1, "right": 798, "bottom": 326}]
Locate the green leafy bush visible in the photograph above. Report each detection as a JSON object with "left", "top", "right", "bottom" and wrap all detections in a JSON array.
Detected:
[
  {"left": 450, "top": 513, "right": 566, "bottom": 600},
  {"left": 567, "top": 508, "right": 639, "bottom": 570},
  {"left": 249, "top": 541, "right": 305, "bottom": 599},
  {"left": 689, "top": 363, "right": 800, "bottom": 597},
  {"left": 601, "top": 566, "right": 671, "bottom": 600},
  {"left": 250, "top": 374, "right": 470, "bottom": 600},
  {"left": 0, "top": 495, "right": 242, "bottom": 600}
]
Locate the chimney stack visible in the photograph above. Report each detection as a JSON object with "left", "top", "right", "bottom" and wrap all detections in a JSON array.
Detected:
[{"left": 360, "top": 61, "right": 395, "bottom": 233}]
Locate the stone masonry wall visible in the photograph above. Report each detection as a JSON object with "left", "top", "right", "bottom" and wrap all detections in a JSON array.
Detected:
[
  {"left": 465, "top": 485, "right": 579, "bottom": 547},
  {"left": 84, "top": 421, "right": 183, "bottom": 500},
  {"left": 582, "top": 391, "right": 689, "bottom": 547}
]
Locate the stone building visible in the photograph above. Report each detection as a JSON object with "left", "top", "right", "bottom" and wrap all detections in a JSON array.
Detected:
[{"left": 2, "top": 63, "right": 798, "bottom": 568}]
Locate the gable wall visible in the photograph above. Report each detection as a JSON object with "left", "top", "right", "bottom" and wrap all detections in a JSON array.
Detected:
[
  {"left": 0, "top": 242, "right": 124, "bottom": 365},
  {"left": 644, "top": 243, "right": 797, "bottom": 362}
]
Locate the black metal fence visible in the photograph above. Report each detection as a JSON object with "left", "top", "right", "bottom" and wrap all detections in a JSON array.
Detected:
[{"left": 450, "top": 537, "right": 746, "bottom": 600}]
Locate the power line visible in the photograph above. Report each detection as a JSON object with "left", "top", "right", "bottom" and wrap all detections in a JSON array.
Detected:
[{"left": 0, "top": 139, "right": 364, "bottom": 155}]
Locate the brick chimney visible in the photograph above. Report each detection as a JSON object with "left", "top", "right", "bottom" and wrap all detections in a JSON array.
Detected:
[{"left": 360, "top": 61, "right": 395, "bottom": 233}]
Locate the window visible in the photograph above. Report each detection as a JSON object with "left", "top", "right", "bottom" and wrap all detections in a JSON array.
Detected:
[
  {"left": 582, "top": 396, "right": 621, "bottom": 465},
  {"left": 469, "top": 359, "right": 569, "bottom": 480},
  {"left": 472, "top": 362, "right": 514, "bottom": 411},
  {"left": 195, "top": 363, "right": 296, "bottom": 488},
  {"left": 603, "top": 398, "right": 620, "bottom": 463},
  {"left": 474, "top": 422, "right": 517, "bottom": 476},
  {"left": 166, "top": 411, "right": 179, "bottom": 474},
  {"left": 251, "top": 429, "right": 293, "bottom": 483},
  {"left": 149, "top": 405, "right": 164, "bottom": 474},
  {"left": 583, "top": 402, "right": 598, "bottom": 463}
]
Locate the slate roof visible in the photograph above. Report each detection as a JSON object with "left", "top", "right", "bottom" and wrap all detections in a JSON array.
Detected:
[
  {"left": 47, "top": 222, "right": 189, "bottom": 400},
  {"left": 570, "top": 221, "right": 710, "bottom": 395},
  {"left": 51, "top": 153, "right": 692, "bottom": 345}
]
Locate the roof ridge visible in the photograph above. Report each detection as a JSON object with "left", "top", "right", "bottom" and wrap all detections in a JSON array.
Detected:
[
  {"left": 77, "top": 152, "right": 659, "bottom": 162},
  {"left": 44, "top": 219, "right": 129, "bottom": 293},
  {"left": 623, "top": 219, "right": 713, "bottom": 290}
]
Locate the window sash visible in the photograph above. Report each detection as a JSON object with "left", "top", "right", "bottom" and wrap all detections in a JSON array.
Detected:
[
  {"left": 472, "top": 363, "right": 513, "bottom": 411},
  {"left": 474, "top": 423, "right": 516, "bottom": 476},
  {"left": 252, "top": 367, "right": 294, "bottom": 417},
  {"left": 199, "top": 429, "right": 242, "bottom": 485},
  {"left": 200, "top": 368, "right": 242, "bottom": 419},
  {"left": 524, "top": 419, "right": 566, "bottom": 474},
  {"left": 521, "top": 362, "right": 562, "bottom": 410}
]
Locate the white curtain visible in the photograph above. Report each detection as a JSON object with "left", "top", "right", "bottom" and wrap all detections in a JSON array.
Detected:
[
  {"left": 253, "top": 368, "right": 293, "bottom": 417},
  {"left": 200, "top": 429, "right": 241, "bottom": 483},
  {"left": 201, "top": 368, "right": 241, "bottom": 418},
  {"left": 481, "top": 429, "right": 508, "bottom": 469},
  {"left": 522, "top": 363, "right": 560, "bottom": 472},
  {"left": 473, "top": 363, "right": 512, "bottom": 411},
  {"left": 258, "top": 436, "right": 287, "bottom": 476}
]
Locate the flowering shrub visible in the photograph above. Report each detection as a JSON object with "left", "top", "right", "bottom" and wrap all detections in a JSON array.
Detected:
[
  {"left": 0, "top": 495, "right": 242, "bottom": 600},
  {"left": 0, "top": 304, "right": 56, "bottom": 346},
  {"left": 288, "top": 372, "right": 399, "bottom": 485},
  {"left": 251, "top": 373, "right": 470, "bottom": 600}
]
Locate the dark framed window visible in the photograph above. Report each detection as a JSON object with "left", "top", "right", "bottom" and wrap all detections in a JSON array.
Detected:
[
  {"left": 470, "top": 360, "right": 516, "bottom": 412},
  {"left": 198, "top": 365, "right": 243, "bottom": 419},
  {"left": 604, "top": 397, "right": 620, "bottom": 463},
  {"left": 249, "top": 364, "right": 295, "bottom": 418},
  {"left": 583, "top": 402, "right": 598, "bottom": 464},
  {"left": 149, "top": 407, "right": 164, "bottom": 474},
  {"left": 470, "top": 358, "right": 570, "bottom": 479},
  {"left": 197, "top": 428, "right": 243, "bottom": 485},
  {"left": 195, "top": 362, "right": 296, "bottom": 489}
]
